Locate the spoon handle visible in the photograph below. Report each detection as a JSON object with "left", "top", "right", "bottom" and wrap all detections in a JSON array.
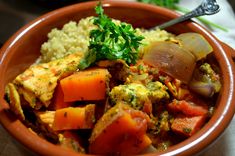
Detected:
[{"left": 156, "top": 0, "right": 220, "bottom": 30}]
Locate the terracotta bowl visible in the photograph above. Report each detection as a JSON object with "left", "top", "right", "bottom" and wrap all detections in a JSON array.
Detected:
[{"left": 0, "top": 1, "right": 235, "bottom": 155}]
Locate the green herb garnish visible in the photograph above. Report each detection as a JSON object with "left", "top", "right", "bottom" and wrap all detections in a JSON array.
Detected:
[
  {"left": 89, "top": 3, "right": 144, "bottom": 65},
  {"left": 183, "top": 127, "right": 192, "bottom": 134},
  {"left": 137, "top": 0, "right": 228, "bottom": 32}
]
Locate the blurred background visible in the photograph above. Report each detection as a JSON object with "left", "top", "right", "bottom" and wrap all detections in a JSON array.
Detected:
[
  {"left": 0, "top": 0, "right": 235, "bottom": 47},
  {"left": 229, "top": 0, "right": 235, "bottom": 10},
  {"left": 0, "top": 0, "right": 90, "bottom": 47}
]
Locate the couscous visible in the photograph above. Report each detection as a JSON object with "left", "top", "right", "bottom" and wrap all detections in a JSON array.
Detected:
[{"left": 40, "top": 17, "right": 174, "bottom": 63}]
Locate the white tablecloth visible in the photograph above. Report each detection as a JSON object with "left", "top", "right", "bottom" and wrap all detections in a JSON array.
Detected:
[{"left": 179, "top": 0, "right": 235, "bottom": 49}]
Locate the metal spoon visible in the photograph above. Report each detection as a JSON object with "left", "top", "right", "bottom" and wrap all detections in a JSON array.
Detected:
[{"left": 154, "top": 0, "right": 220, "bottom": 30}]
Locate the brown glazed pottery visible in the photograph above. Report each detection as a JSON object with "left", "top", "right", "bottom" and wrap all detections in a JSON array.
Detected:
[{"left": 0, "top": 1, "right": 235, "bottom": 156}]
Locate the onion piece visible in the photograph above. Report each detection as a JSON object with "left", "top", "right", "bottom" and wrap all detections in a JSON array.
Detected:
[
  {"left": 132, "top": 73, "right": 149, "bottom": 81},
  {"left": 189, "top": 80, "right": 215, "bottom": 97},
  {"left": 176, "top": 33, "right": 213, "bottom": 61},
  {"left": 143, "top": 41, "right": 196, "bottom": 84},
  {"left": 189, "top": 63, "right": 221, "bottom": 97}
]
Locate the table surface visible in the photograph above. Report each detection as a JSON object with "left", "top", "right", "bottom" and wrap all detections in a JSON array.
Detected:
[{"left": 0, "top": 0, "right": 235, "bottom": 155}]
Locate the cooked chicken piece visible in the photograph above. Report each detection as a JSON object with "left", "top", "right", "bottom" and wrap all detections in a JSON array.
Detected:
[
  {"left": 13, "top": 52, "right": 84, "bottom": 108},
  {"left": 110, "top": 83, "right": 150, "bottom": 111},
  {"left": 58, "top": 132, "right": 85, "bottom": 153},
  {"left": 35, "top": 111, "right": 58, "bottom": 143},
  {"left": 18, "top": 87, "right": 39, "bottom": 109},
  {"left": 146, "top": 81, "right": 170, "bottom": 103},
  {"left": 110, "top": 82, "right": 169, "bottom": 114},
  {"left": 5, "top": 83, "right": 25, "bottom": 120},
  {"left": 36, "top": 111, "right": 55, "bottom": 128}
]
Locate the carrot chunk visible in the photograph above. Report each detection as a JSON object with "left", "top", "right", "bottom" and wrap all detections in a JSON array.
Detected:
[
  {"left": 60, "top": 68, "right": 110, "bottom": 102},
  {"left": 51, "top": 83, "right": 72, "bottom": 110},
  {"left": 168, "top": 100, "right": 208, "bottom": 116},
  {"left": 171, "top": 115, "right": 206, "bottom": 137},
  {"left": 89, "top": 103, "right": 151, "bottom": 155},
  {"left": 53, "top": 104, "right": 95, "bottom": 131}
]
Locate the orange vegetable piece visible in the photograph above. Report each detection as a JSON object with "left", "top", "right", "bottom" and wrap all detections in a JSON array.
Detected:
[
  {"left": 168, "top": 100, "right": 208, "bottom": 116},
  {"left": 51, "top": 83, "right": 72, "bottom": 110},
  {"left": 53, "top": 104, "right": 95, "bottom": 131},
  {"left": 60, "top": 68, "right": 110, "bottom": 102},
  {"left": 89, "top": 103, "right": 151, "bottom": 155},
  {"left": 171, "top": 115, "right": 206, "bottom": 137}
]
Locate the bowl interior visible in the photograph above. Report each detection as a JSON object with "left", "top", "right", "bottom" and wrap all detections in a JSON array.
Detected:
[{"left": 0, "top": 1, "right": 234, "bottom": 156}]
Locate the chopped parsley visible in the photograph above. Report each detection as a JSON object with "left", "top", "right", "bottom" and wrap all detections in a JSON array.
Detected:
[
  {"left": 183, "top": 128, "right": 192, "bottom": 134},
  {"left": 89, "top": 3, "right": 144, "bottom": 65}
]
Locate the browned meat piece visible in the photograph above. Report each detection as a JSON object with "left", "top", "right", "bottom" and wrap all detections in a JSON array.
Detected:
[
  {"left": 5, "top": 83, "right": 25, "bottom": 120},
  {"left": 97, "top": 60, "right": 130, "bottom": 88},
  {"left": 13, "top": 52, "right": 84, "bottom": 109}
]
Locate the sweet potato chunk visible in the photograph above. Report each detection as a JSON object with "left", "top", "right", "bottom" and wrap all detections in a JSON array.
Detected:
[
  {"left": 53, "top": 104, "right": 95, "bottom": 131},
  {"left": 89, "top": 103, "right": 151, "bottom": 155},
  {"left": 171, "top": 115, "right": 206, "bottom": 137},
  {"left": 60, "top": 68, "right": 110, "bottom": 102},
  {"left": 51, "top": 83, "right": 72, "bottom": 110},
  {"left": 168, "top": 100, "right": 208, "bottom": 116}
]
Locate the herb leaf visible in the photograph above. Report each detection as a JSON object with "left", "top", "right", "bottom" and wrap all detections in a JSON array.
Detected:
[{"left": 89, "top": 3, "right": 144, "bottom": 65}]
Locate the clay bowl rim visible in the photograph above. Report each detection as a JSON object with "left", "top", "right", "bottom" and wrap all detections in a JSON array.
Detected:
[{"left": 0, "top": 1, "right": 235, "bottom": 156}]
